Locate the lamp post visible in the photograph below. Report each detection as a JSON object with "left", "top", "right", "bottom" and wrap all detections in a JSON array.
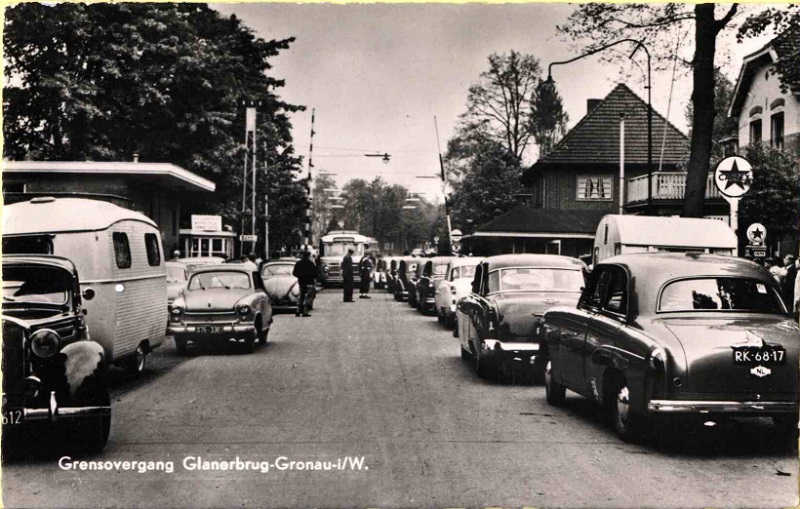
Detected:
[{"left": 542, "top": 39, "right": 652, "bottom": 210}]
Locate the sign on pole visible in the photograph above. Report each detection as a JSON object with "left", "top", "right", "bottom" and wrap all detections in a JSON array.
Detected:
[
  {"left": 451, "top": 241, "right": 462, "bottom": 254},
  {"left": 433, "top": 236, "right": 440, "bottom": 244},
  {"left": 240, "top": 234, "right": 258, "bottom": 242},
  {"left": 451, "top": 229, "right": 463, "bottom": 243},
  {"left": 714, "top": 156, "right": 753, "bottom": 235},
  {"left": 746, "top": 223, "right": 766, "bottom": 245}
]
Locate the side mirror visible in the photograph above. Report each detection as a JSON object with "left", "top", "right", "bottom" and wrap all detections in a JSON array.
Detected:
[{"left": 82, "top": 287, "right": 95, "bottom": 301}]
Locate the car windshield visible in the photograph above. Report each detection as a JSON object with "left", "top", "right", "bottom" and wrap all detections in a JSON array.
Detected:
[
  {"left": 433, "top": 263, "right": 449, "bottom": 276},
  {"left": 324, "top": 243, "right": 363, "bottom": 257},
  {"left": 659, "top": 277, "right": 786, "bottom": 313},
  {"left": 451, "top": 265, "right": 477, "bottom": 280},
  {"left": 188, "top": 271, "right": 251, "bottom": 290},
  {"left": 263, "top": 264, "right": 294, "bottom": 277},
  {"left": 487, "top": 268, "right": 584, "bottom": 293},
  {"left": 166, "top": 266, "right": 187, "bottom": 283},
  {"left": 2, "top": 266, "right": 70, "bottom": 305}
]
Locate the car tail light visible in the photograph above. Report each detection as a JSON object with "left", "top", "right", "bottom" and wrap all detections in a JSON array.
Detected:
[{"left": 30, "top": 329, "right": 60, "bottom": 359}]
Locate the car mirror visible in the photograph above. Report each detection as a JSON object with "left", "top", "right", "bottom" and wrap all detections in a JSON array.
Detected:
[{"left": 82, "top": 288, "right": 95, "bottom": 301}]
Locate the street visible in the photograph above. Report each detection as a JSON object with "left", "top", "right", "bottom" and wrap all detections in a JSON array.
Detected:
[{"left": 3, "top": 289, "right": 798, "bottom": 509}]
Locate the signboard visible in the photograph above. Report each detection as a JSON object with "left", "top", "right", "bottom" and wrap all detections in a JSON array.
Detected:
[
  {"left": 239, "top": 234, "right": 258, "bottom": 242},
  {"left": 746, "top": 245, "right": 767, "bottom": 258},
  {"left": 451, "top": 241, "right": 462, "bottom": 254},
  {"left": 714, "top": 156, "right": 753, "bottom": 199},
  {"left": 450, "top": 229, "right": 463, "bottom": 243},
  {"left": 191, "top": 215, "right": 222, "bottom": 232},
  {"left": 746, "top": 223, "right": 766, "bottom": 245},
  {"left": 433, "top": 236, "right": 440, "bottom": 244}
]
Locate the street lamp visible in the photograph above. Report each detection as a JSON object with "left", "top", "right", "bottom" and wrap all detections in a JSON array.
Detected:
[
  {"left": 364, "top": 153, "right": 391, "bottom": 163},
  {"left": 543, "top": 38, "right": 653, "bottom": 208}
]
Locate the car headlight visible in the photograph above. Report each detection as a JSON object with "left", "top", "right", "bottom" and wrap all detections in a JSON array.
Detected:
[
  {"left": 323, "top": 265, "right": 329, "bottom": 273},
  {"left": 170, "top": 306, "right": 183, "bottom": 315},
  {"left": 237, "top": 304, "right": 251, "bottom": 315},
  {"left": 30, "top": 329, "right": 61, "bottom": 359}
]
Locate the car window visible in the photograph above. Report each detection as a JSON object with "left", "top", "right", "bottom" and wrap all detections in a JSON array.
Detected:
[
  {"left": 188, "top": 271, "right": 251, "bottom": 290},
  {"left": 487, "top": 268, "right": 585, "bottom": 293},
  {"left": 603, "top": 268, "right": 628, "bottom": 316},
  {"left": 659, "top": 277, "right": 786, "bottom": 314},
  {"left": 452, "top": 265, "right": 477, "bottom": 280},
  {"left": 471, "top": 264, "right": 484, "bottom": 294},
  {"left": 166, "top": 265, "right": 188, "bottom": 283},
  {"left": 262, "top": 264, "right": 294, "bottom": 276},
  {"left": 3, "top": 235, "right": 54, "bottom": 255},
  {"left": 2, "top": 266, "right": 70, "bottom": 305},
  {"left": 433, "top": 263, "right": 448, "bottom": 276},
  {"left": 581, "top": 269, "right": 610, "bottom": 310},
  {"left": 252, "top": 272, "right": 265, "bottom": 291},
  {"left": 113, "top": 232, "right": 131, "bottom": 269},
  {"left": 145, "top": 233, "right": 161, "bottom": 267}
]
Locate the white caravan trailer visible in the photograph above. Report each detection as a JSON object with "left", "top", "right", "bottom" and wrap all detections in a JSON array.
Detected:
[
  {"left": 593, "top": 214, "right": 738, "bottom": 265},
  {"left": 3, "top": 197, "right": 168, "bottom": 376}
]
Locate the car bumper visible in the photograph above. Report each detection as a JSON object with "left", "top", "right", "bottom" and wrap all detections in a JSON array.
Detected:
[
  {"left": 168, "top": 323, "right": 255, "bottom": 338},
  {"left": 648, "top": 400, "right": 798, "bottom": 414},
  {"left": 480, "top": 339, "right": 542, "bottom": 365},
  {"left": 4, "top": 391, "right": 110, "bottom": 425}
]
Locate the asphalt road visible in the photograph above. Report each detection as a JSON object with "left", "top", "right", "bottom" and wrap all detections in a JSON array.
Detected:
[{"left": 3, "top": 289, "right": 799, "bottom": 508}]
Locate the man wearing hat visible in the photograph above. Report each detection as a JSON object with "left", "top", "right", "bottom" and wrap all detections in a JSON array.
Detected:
[{"left": 342, "top": 248, "right": 355, "bottom": 302}]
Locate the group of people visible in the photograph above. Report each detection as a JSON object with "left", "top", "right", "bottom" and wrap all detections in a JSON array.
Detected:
[{"left": 341, "top": 249, "right": 377, "bottom": 302}]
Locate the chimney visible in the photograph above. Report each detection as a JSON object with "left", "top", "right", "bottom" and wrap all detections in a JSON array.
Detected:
[
  {"left": 133, "top": 153, "right": 139, "bottom": 163},
  {"left": 587, "top": 99, "right": 602, "bottom": 114}
]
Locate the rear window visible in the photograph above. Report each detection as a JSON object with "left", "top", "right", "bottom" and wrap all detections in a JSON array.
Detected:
[
  {"left": 2, "top": 235, "right": 54, "bottom": 255},
  {"left": 433, "top": 263, "right": 449, "bottom": 276},
  {"left": 452, "top": 265, "right": 477, "bottom": 280},
  {"left": 188, "top": 271, "right": 251, "bottom": 290},
  {"left": 113, "top": 232, "right": 131, "bottom": 269},
  {"left": 659, "top": 277, "right": 786, "bottom": 314}
]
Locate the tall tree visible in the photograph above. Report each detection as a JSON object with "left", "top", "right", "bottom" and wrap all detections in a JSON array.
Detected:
[
  {"left": 3, "top": 3, "right": 307, "bottom": 250},
  {"left": 311, "top": 173, "right": 337, "bottom": 243},
  {"left": 738, "top": 5, "right": 800, "bottom": 93},
  {"left": 558, "top": 4, "right": 740, "bottom": 217},
  {"left": 684, "top": 69, "right": 738, "bottom": 162},
  {"left": 530, "top": 81, "right": 569, "bottom": 157}
]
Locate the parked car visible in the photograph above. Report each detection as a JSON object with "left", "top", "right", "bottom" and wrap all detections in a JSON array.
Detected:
[
  {"left": 374, "top": 256, "right": 388, "bottom": 290},
  {"left": 456, "top": 254, "right": 586, "bottom": 380},
  {"left": 435, "top": 257, "right": 480, "bottom": 328},
  {"left": 2, "top": 255, "right": 111, "bottom": 453},
  {"left": 542, "top": 253, "right": 799, "bottom": 443},
  {"left": 4, "top": 197, "right": 168, "bottom": 378},
  {"left": 408, "top": 261, "right": 427, "bottom": 308},
  {"left": 394, "top": 258, "right": 419, "bottom": 302},
  {"left": 415, "top": 256, "right": 455, "bottom": 314},
  {"left": 166, "top": 261, "right": 189, "bottom": 305},
  {"left": 261, "top": 259, "right": 303, "bottom": 311},
  {"left": 168, "top": 265, "right": 272, "bottom": 354},
  {"left": 384, "top": 257, "right": 399, "bottom": 293},
  {"left": 178, "top": 256, "right": 228, "bottom": 272}
]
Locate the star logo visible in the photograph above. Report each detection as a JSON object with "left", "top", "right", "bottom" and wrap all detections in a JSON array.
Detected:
[
  {"left": 751, "top": 228, "right": 764, "bottom": 240},
  {"left": 718, "top": 160, "right": 752, "bottom": 191}
]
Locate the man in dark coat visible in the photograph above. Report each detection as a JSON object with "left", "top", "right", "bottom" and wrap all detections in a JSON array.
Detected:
[
  {"left": 782, "top": 254, "right": 797, "bottom": 309},
  {"left": 359, "top": 253, "right": 375, "bottom": 299},
  {"left": 342, "top": 248, "right": 355, "bottom": 302},
  {"left": 292, "top": 250, "right": 317, "bottom": 317}
]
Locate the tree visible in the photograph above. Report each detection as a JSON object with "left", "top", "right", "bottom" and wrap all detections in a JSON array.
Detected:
[
  {"left": 460, "top": 50, "right": 542, "bottom": 162},
  {"left": 3, "top": 3, "right": 307, "bottom": 250},
  {"left": 530, "top": 81, "right": 569, "bottom": 157},
  {"left": 738, "top": 5, "right": 800, "bottom": 93},
  {"left": 684, "top": 69, "right": 738, "bottom": 162},
  {"left": 558, "top": 4, "right": 740, "bottom": 217},
  {"left": 311, "top": 173, "right": 338, "bottom": 243},
  {"left": 739, "top": 145, "right": 800, "bottom": 251}
]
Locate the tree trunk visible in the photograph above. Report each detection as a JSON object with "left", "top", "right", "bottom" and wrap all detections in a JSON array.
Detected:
[{"left": 682, "top": 4, "right": 718, "bottom": 217}]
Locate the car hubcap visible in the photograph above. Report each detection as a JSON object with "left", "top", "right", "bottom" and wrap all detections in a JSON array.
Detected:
[
  {"left": 135, "top": 347, "right": 145, "bottom": 372},
  {"left": 616, "top": 386, "right": 630, "bottom": 426},
  {"left": 545, "top": 361, "right": 553, "bottom": 391}
]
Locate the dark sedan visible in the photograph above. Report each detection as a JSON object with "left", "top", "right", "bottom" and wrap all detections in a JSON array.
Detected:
[
  {"left": 542, "top": 253, "right": 799, "bottom": 443},
  {"left": 415, "top": 256, "right": 455, "bottom": 315},
  {"left": 456, "top": 254, "right": 586, "bottom": 381},
  {"left": 394, "top": 258, "right": 420, "bottom": 302}
]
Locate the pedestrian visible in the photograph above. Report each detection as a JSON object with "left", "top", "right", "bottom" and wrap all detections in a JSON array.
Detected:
[
  {"left": 358, "top": 252, "right": 375, "bottom": 299},
  {"left": 292, "top": 249, "right": 317, "bottom": 317},
  {"left": 767, "top": 257, "right": 786, "bottom": 284},
  {"left": 781, "top": 254, "right": 796, "bottom": 309},
  {"left": 342, "top": 248, "right": 355, "bottom": 302},
  {"left": 242, "top": 253, "right": 258, "bottom": 270},
  {"left": 171, "top": 249, "right": 181, "bottom": 261}
]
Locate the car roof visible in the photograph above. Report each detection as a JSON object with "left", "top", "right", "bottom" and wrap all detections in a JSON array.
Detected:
[
  {"left": 4, "top": 197, "right": 157, "bottom": 235},
  {"left": 190, "top": 264, "right": 253, "bottom": 274},
  {"left": 165, "top": 261, "right": 187, "bottom": 268},
  {"left": 483, "top": 254, "right": 585, "bottom": 271},
  {"left": 2, "top": 254, "right": 77, "bottom": 272},
  {"left": 603, "top": 214, "right": 737, "bottom": 249},
  {"left": 430, "top": 256, "right": 456, "bottom": 265},
  {"left": 449, "top": 256, "right": 480, "bottom": 268},
  {"left": 601, "top": 253, "right": 772, "bottom": 281}
]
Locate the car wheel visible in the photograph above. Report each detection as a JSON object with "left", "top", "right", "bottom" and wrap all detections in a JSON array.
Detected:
[
  {"left": 174, "top": 337, "right": 188, "bottom": 355},
  {"left": 258, "top": 326, "right": 270, "bottom": 345},
  {"left": 544, "top": 361, "right": 566, "bottom": 406},
  {"left": 460, "top": 345, "right": 472, "bottom": 361},
  {"left": 437, "top": 313, "right": 445, "bottom": 324},
  {"left": 446, "top": 314, "right": 456, "bottom": 329},
  {"left": 610, "top": 381, "right": 644, "bottom": 443},
  {"left": 474, "top": 343, "right": 490, "bottom": 379},
  {"left": 65, "top": 366, "right": 111, "bottom": 453},
  {"left": 122, "top": 345, "right": 146, "bottom": 378}
]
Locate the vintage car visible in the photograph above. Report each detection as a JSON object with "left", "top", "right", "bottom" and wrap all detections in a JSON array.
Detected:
[
  {"left": 373, "top": 256, "right": 388, "bottom": 290},
  {"left": 177, "top": 256, "right": 228, "bottom": 272},
  {"left": 408, "top": 260, "right": 427, "bottom": 308},
  {"left": 415, "top": 256, "right": 455, "bottom": 314},
  {"left": 384, "top": 257, "right": 399, "bottom": 293},
  {"left": 261, "top": 258, "right": 304, "bottom": 311},
  {"left": 2, "top": 255, "right": 111, "bottom": 453},
  {"left": 168, "top": 265, "right": 273, "bottom": 354},
  {"left": 542, "top": 253, "right": 800, "bottom": 443},
  {"left": 435, "top": 257, "right": 480, "bottom": 328},
  {"left": 394, "top": 258, "right": 420, "bottom": 302},
  {"left": 166, "top": 261, "right": 189, "bottom": 305},
  {"left": 456, "top": 254, "right": 586, "bottom": 380}
]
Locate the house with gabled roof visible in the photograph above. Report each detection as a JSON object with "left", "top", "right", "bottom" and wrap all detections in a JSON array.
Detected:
[{"left": 463, "top": 84, "right": 728, "bottom": 258}]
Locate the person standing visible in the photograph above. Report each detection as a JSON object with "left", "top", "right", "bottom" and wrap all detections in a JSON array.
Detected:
[
  {"left": 782, "top": 254, "right": 797, "bottom": 310},
  {"left": 292, "top": 250, "right": 317, "bottom": 317},
  {"left": 342, "top": 248, "right": 355, "bottom": 302},
  {"left": 358, "top": 252, "right": 375, "bottom": 299}
]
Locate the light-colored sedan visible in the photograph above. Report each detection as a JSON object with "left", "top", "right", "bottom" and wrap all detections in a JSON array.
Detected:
[{"left": 434, "top": 257, "right": 480, "bottom": 328}]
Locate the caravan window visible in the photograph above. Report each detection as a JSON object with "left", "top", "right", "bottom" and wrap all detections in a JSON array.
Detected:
[
  {"left": 2, "top": 235, "right": 53, "bottom": 255},
  {"left": 145, "top": 233, "right": 161, "bottom": 266},
  {"left": 113, "top": 232, "right": 132, "bottom": 269}
]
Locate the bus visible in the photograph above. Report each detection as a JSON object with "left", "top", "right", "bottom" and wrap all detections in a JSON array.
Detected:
[{"left": 318, "top": 230, "right": 379, "bottom": 287}]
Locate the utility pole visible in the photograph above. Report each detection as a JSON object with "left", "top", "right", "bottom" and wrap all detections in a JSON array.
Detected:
[
  {"left": 304, "top": 108, "right": 316, "bottom": 249},
  {"left": 242, "top": 103, "right": 258, "bottom": 255}
]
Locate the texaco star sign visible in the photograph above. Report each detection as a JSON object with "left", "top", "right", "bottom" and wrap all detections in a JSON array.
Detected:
[{"left": 714, "top": 156, "right": 753, "bottom": 198}]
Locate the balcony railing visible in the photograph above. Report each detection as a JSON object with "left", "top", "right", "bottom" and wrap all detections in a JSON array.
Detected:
[{"left": 627, "top": 172, "right": 721, "bottom": 204}]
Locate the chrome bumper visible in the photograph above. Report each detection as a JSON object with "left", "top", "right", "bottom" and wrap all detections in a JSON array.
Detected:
[
  {"left": 648, "top": 400, "right": 798, "bottom": 414},
  {"left": 12, "top": 391, "right": 111, "bottom": 424}
]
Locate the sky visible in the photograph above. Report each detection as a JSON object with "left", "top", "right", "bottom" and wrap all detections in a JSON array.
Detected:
[{"left": 212, "top": 3, "right": 774, "bottom": 200}]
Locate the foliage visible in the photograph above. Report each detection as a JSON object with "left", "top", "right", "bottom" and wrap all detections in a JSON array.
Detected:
[
  {"left": 684, "top": 69, "right": 738, "bottom": 162},
  {"left": 530, "top": 81, "right": 569, "bottom": 157},
  {"left": 311, "top": 173, "right": 338, "bottom": 244},
  {"left": 738, "top": 5, "right": 800, "bottom": 93},
  {"left": 740, "top": 144, "right": 800, "bottom": 242},
  {"left": 3, "top": 3, "right": 307, "bottom": 251}
]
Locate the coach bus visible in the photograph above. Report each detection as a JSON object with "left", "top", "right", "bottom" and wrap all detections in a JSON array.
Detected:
[{"left": 318, "top": 231, "right": 379, "bottom": 287}]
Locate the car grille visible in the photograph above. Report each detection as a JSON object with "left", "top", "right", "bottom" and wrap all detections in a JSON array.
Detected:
[
  {"left": 2, "top": 320, "right": 26, "bottom": 394},
  {"left": 327, "top": 264, "right": 341, "bottom": 278},
  {"left": 183, "top": 311, "right": 238, "bottom": 323}
]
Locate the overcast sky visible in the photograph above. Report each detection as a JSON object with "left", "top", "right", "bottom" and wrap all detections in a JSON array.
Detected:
[{"left": 212, "top": 3, "right": 773, "bottom": 199}]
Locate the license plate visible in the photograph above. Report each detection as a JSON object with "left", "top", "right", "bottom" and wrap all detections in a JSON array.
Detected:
[
  {"left": 732, "top": 346, "right": 786, "bottom": 365},
  {"left": 2, "top": 409, "right": 23, "bottom": 426},
  {"left": 196, "top": 325, "right": 222, "bottom": 334}
]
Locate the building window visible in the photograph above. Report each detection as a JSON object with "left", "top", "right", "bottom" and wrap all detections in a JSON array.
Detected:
[
  {"left": 113, "top": 232, "right": 132, "bottom": 269},
  {"left": 577, "top": 175, "right": 613, "bottom": 201},
  {"left": 144, "top": 233, "right": 161, "bottom": 266},
  {"left": 771, "top": 113, "right": 784, "bottom": 150},
  {"left": 3, "top": 182, "right": 24, "bottom": 193},
  {"left": 749, "top": 119, "right": 762, "bottom": 146}
]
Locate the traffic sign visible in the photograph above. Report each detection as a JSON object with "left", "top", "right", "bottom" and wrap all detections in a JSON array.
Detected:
[
  {"left": 433, "top": 236, "right": 440, "bottom": 244},
  {"left": 714, "top": 156, "right": 753, "bottom": 199},
  {"left": 451, "top": 229, "right": 463, "bottom": 243},
  {"left": 239, "top": 234, "right": 258, "bottom": 242},
  {"left": 451, "top": 241, "right": 462, "bottom": 254},
  {"left": 746, "top": 223, "right": 766, "bottom": 245}
]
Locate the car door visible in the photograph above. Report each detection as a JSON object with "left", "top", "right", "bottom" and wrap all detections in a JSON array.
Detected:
[
  {"left": 458, "top": 263, "right": 484, "bottom": 353},
  {"left": 559, "top": 268, "right": 610, "bottom": 390}
]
